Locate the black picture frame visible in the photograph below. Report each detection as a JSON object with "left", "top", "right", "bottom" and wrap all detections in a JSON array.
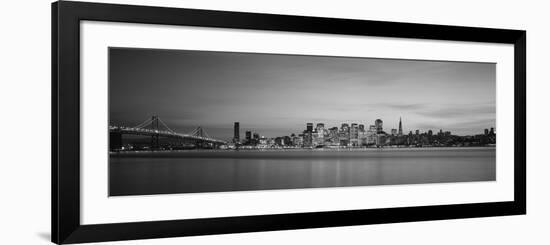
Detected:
[{"left": 52, "top": 1, "right": 526, "bottom": 244}]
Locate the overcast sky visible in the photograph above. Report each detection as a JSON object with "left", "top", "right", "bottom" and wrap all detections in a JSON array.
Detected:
[{"left": 109, "top": 47, "right": 496, "bottom": 140}]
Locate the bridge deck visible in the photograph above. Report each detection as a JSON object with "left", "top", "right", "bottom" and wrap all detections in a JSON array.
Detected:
[{"left": 109, "top": 126, "right": 226, "bottom": 144}]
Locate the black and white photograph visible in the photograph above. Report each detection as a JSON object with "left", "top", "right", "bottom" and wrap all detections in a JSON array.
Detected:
[
  {"left": 108, "top": 47, "right": 497, "bottom": 196},
  {"left": 0, "top": 0, "right": 533, "bottom": 244}
]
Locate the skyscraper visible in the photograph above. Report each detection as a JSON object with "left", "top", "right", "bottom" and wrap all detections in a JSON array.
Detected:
[
  {"left": 341, "top": 123, "right": 349, "bottom": 131},
  {"left": 350, "top": 123, "right": 359, "bottom": 146},
  {"left": 339, "top": 123, "right": 350, "bottom": 145},
  {"left": 366, "top": 125, "right": 377, "bottom": 145},
  {"left": 233, "top": 122, "right": 240, "bottom": 143},
  {"left": 305, "top": 123, "right": 314, "bottom": 147},
  {"left": 253, "top": 133, "right": 260, "bottom": 145},
  {"left": 316, "top": 123, "right": 325, "bottom": 131},
  {"left": 375, "top": 119, "right": 383, "bottom": 133},
  {"left": 341, "top": 123, "right": 350, "bottom": 138},
  {"left": 245, "top": 131, "right": 252, "bottom": 145},
  {"left": 398, "top": 117, "right": 403, "bottom": 136},
  {"left": 328, "top": 127, "right": 339, "bottom": 144},
  {"left": 315, "top": 123, "right": 325, "bottom": 145},
  {"left": 306, "top": 123, "right": 314, "bottom": 133}
]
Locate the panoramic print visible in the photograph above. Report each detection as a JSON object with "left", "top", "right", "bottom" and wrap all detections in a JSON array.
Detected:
[{"left": 108, "top": 47, "right": 496, "bottom": 196}]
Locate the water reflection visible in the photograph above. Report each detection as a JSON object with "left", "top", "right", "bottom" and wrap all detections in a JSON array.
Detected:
[{"left": 109, "top": 148, "right": 496, "bottom": 196}]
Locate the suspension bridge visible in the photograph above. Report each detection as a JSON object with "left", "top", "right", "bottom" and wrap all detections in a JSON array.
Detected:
[{"left": 109, "top": 116, "right": 227, "bottom": 151}]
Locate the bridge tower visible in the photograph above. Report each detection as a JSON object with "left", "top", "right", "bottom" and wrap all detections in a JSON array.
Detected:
[
  {"left": 195, "top": 126, "right": 204, "bottom": 148},
  {"left": 109, "top": 129, "right": 122, "bottom": 151},
  {"left": 150, "top": 115, "right": 160, "bottom": 150},
  {"left": 195, "top": 127, "right": 204, "bottom": 137}
]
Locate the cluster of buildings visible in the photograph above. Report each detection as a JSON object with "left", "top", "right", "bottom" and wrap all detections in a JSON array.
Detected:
[{"left": 230, "top": 118, "right": 496, "bottom": 149}]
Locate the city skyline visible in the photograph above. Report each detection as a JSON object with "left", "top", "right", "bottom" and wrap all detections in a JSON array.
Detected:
[
  {"left": 230, "top": 118, "right": 494, "bottom": 143},
  {"left": 111, "top": 116, "right": 494, "bottom": 143},
  {"left": 109, "top": 115, "right": 496, "bottom": 152},
  {"left": 109, "top": 47, "right": 496, "bottom": 140}
]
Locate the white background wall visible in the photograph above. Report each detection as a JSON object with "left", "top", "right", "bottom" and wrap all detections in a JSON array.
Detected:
[{"left": 0, "top": 0, "right": 548, "bottom": 244}]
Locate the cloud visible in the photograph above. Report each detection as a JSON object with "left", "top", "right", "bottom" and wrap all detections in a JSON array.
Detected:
[
  {"left": 415, "top": 103, "right": 495, "bottom": 119},
  {"left": 354, "top": 103, "right": 428, "bottom": 111},
  {"left": 383, "top": 103, "right": 428, "bottom": 110}
]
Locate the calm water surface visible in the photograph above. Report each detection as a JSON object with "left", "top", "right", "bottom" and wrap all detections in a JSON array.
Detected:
[{"left": 109, "top": 147, "right": 496, "bottom": 196}]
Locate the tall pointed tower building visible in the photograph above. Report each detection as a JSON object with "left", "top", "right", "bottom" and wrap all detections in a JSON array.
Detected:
[{"left": 398, "top": 117, "right": 403, "bottom": 136}]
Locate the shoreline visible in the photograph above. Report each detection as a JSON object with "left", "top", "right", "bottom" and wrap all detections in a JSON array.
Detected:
[{"left": 110, "top": 146, "right": 496, "bottom": 156}]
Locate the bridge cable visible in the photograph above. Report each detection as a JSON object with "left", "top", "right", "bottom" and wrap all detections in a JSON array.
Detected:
[
  {"left": 157, "top": 117, "right": 177, "bottom": 134},
  {"left": 188, "top": 127, "right": 198, "bottom": 136},
  {"left": 133, "top": 118, "right": 153, "bottom": 129},
  {"left": 201, "top": 129, "right": 211, "bottom": 139}
]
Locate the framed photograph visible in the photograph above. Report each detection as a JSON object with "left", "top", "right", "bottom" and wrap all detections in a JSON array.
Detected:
[{"left": 52, "top": 1, "right": 526, "bottom": 244}]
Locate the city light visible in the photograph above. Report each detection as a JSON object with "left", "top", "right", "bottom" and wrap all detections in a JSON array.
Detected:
[
  {"left": 109, "top": 116, "right": 496, "bottom": 152},
  {"left": 230, "top": 118, "right": 496, "bottom": 149}
]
